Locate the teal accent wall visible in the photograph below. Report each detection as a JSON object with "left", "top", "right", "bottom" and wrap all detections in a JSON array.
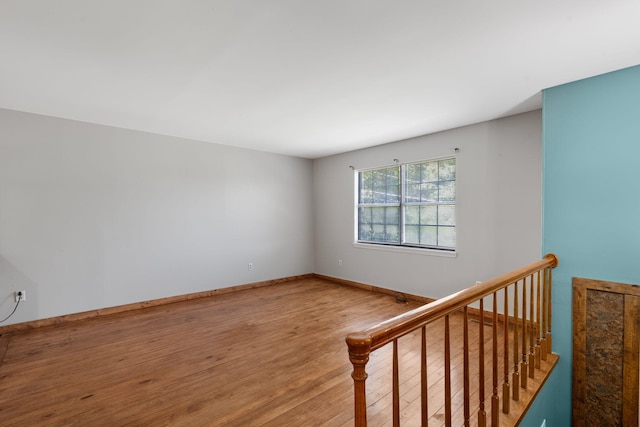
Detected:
[{"left": 523, "top": 65, "right": 640, "bottom": 426}]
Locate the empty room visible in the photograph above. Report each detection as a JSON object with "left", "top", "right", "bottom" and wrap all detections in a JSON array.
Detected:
[{"left": 1, "top": 1, "right": 640, "bottom": 426}]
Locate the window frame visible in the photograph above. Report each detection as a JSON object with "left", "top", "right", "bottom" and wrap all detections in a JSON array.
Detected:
[{"left": 354, "top": 156, "right": 456, "bottom": 252}]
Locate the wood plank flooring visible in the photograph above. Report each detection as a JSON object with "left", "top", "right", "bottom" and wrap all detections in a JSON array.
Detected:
[{"left": 0, "top": 277, "right": 505, "bottom": 426}]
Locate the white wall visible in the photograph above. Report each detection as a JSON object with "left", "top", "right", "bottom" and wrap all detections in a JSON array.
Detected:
[
  {"left": 313, "top": 111, "right": 542, "bottom": 299},
  {"left": 0, "top": 108, "right": 314, "bottom": 325}
]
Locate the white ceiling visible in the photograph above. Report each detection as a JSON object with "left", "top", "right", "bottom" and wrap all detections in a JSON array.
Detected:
[{"left": 1, "top": 1, "right": 639, "bottom": 159}]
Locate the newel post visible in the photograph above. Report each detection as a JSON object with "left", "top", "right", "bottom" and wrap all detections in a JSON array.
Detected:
[{"left": 346, "top": 332, "right": 373, "bottom": 427}]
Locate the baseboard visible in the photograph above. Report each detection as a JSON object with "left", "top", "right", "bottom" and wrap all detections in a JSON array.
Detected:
[
  {"left": 0, "top": 274, "right": 314, "bottom": 334},
  {"left": 314, "top": 274, "right": 518, "bottom": 327},
  {"left": 312, "top": 273, "right": 435, "bottom": 305}
]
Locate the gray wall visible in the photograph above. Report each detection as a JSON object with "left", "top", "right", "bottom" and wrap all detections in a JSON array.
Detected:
[
  {"left": 313, "top": 111, "right": 542, "bottom": 298},
  {"left": 0, "top": 108, "right": 314, "bottom": 325},
  {"left": 0, "top": 108, "right": 542, "bottom": 326}
]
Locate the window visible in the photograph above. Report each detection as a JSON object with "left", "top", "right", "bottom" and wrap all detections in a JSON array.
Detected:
[{"left": 357, "top": 158, "right": 456, "bottom": 250}]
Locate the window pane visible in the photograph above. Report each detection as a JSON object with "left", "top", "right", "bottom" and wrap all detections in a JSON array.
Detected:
[
  {"left": 385, "top": 188, "right": 400, "bottom": 203},
  {"left": 420, "top": 226, "right": 437, "bottom": 246},
  {"left": 358, "top": 207, "right": 372, "bottom": 224},
  {"left": 389, "top": 169, "right": 399, "bottom": 185},
  {"left": 372, "top": 224, "right": 386, "bottom": 240},
  {"left": 372, "top": 207, "right": 386, "bottom": 223},
  {"left": 367, "top": 207, "right": 399, "bottom": 226},
  {"left": 359, "top": 188, "right": 372, "bottom": 204},
  {"left": 405, "top": 206, "right": 419, "bottom": 225},
  {"left": 439, "top": 181, "right": 455, "bottom": 202},
  {"left": 405, "top": 225, "right": 419, "bottom": 244},
  {"left": 420, "top": 205, "right": 437, "bottom": 225},
  {"left": 388, "top": 167, "right": 400, "bottom": 203},
  {"left": 365, "top": 167, "right": 399, "bottom": 204},
  {"left": 372, "top": 184, "right": 386, "bottom": 203},
  {"left": 359, "top": 224, "right": 373, "bottom": 241},
  {"left": 439, "top": 158, "right": 456, "bottom": 180},
  {"left": 371, "top": 224, "right": 399, "bottom": 243},
  {"left": 406, "top": 183, "right": 420, "bottom": 203},
  {"left": 421, "top": 183, "right": 438, "bottom": 202},
  {"left": 385, "top": 225, "right": 399, "bottom": 243},
  {"left": 386, "top": 207, "right": 399, "bottom": 225},
  {"left": 406, "top": 163, "right": 422, "bottom": 184},
  {"left": 358, "top": 171, "right": 373, "bottom": 204},
  {"left": 358, "top": 206, "right": 399, "bottom": 243},
  {"left": 438, "top": 205, "right": 455, "bottom": 226},
  {"left": 438, "top": 226, "right": 456, "bottom": 247},
  {"left": 358, "top": 208, "right": 371, "bottom": 224},
  {"left": 373, "top": 169, "right": 386, "bottom": 187},
  {"left": 358, "top": 207, "right": 372, "bottom": 240},
  {"left": 425, "top": 161, "right": 438, "bottom": 182}
]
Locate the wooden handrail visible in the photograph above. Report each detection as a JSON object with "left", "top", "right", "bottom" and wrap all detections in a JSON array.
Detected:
[
  {"left": 346, "top": 254, "right": 558, "bottom": 426},
  {"left": 348, "top": 254, "right": 557, "bottom": 352}
]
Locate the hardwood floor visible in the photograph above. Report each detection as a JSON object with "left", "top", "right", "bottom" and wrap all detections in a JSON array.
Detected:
[{"left": 0, "top": 277, "right": 499, "bottom": 426}]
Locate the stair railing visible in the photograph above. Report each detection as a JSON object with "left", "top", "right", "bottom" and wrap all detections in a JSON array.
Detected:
[{"left": 346, "top": 254, "right": 558, "bottom": 426}]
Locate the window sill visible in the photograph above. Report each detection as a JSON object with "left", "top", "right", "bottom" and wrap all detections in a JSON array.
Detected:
[{"left": 352, "top": 242, "right": 458, "bottom": 258}]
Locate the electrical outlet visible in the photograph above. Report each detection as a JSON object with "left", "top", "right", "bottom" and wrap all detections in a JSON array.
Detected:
[
  {"left": 248, "top": 262, "right": 254, "bottom": 271},
  {"left": 475, "top": 281, "right": 482, "bottom": 286},
  {"left": 338, "top": 259, "right": 343, "bottom": 267},
  {"left": 15, "top": 290, "right": 26, "bottom": 302}
]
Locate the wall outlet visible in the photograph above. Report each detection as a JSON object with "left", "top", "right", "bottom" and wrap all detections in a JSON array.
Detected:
[
  {"left": 15, "top": 290, "right": 26, "bottom": 302},
  {"left": 248, "top": 262, "right": 254, "bottom": 271},
  {"left": 475, "top": 281, "right": 482, "bottom": 286},
  {"left": 338, "top": 259, "right": 343, "bottom": 267}
]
